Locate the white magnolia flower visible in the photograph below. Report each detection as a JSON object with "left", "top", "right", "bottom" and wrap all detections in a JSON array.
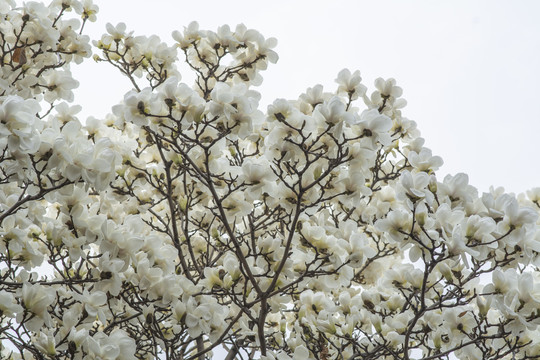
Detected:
[
  {"left": 299, "top": 84, "right": 330, "bottom": 110},
  {"left": 42, "top": 70, "right": 79, "bottom": 102},
  {"left": 102, "top": 22, "right": 130, "bottom": 44},
  {"left": 75, "top": 289, "right": 108, "bottom": 323},
  {"left": 21, "top": 283, "right": 54, "bottom": 317},
  {"left": 172, "top": 21, "right": 201, "bottom": 49},
  {"left": 502, "top": 197, "right": 538, "bottom": 229},
  {"left": 370, "top": 77, "right": 406, "bottom": 111},
  {"left": 81, "top": 0, "right": 99, "bottom": 22},
  {"left": 314, "top": 96, "right": 352, "bottom": 127},
  {"left": 347, "top": 232, "right": 376, "bottom": 266},
  {"left": 86, "top": 329, "right": 136, "bottom": 360},
  {"left": 32, "top": 330, "right": 57, "bottom": 357},
  {"left": 408, "top": 148, "right": 443, "bottom": 172},
  {"left": 0, "top": 95, "right": 41, "bottom": 154},
  {"left": 399, "top": 170, "right": 434, "bottom": 206},
  {"left": 336, "top": 68, "right": 367, "bottom": 101},
  {"left": 0, "top": 290, "right": 23, "bottom": 317},
  {"left": 439, "top": 173, "right": 478, "bottom": 205},
  {"left": 375, "top": 209, "right": 412, "bottom": 243},
  {"left": 351, "top": 108, "right": 393, "bottom": 146},
  {"left": 18, "top": 283, "right": 54, "bottom": 331}
]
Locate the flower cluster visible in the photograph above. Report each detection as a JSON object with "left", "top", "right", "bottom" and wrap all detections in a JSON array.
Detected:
[
  {"left": 172, "top": 21, "right": 278, "bottom": 92},
  {"left": 0, "top": 0, "right": 94, "bottom": 100},
  {"left": 94, "top": 22, "right": 179, "bottom": 91},
  {"left": 1, "top": 2, "right": 540, "bottom": 360}
]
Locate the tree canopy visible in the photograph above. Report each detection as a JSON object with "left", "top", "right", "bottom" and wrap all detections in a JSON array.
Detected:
[{"left": 1, "top": 1, "right": 540, "bottom": 359}]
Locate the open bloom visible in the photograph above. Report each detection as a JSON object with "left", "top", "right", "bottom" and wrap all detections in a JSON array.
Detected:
[
  {"left": 0, "top": 291, "right": 23, "bottom": 318},
  {"left": 408, "top": 148, "right": 443, "bottom": 172},
  {"left": 398, "top": 170, "right": 434, "bottom": 207},
  {"left": 336, "top": 68, "right": 367, "bottom": 101},
  {"left": 0, "top": 96, "right": 42, "bottom": 154},
  {"left": 349, "top": 108, "right": 393, "bottom": 147}
]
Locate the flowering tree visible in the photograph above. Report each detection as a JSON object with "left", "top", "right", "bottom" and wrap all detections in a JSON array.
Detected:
[{"left": 1, "top": 1, "right": 540, "bottom": 359}]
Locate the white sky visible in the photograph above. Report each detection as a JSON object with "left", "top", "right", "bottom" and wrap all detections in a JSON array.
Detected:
[{"left": 72, "top": 0, "right": 540, "bottom": 195}]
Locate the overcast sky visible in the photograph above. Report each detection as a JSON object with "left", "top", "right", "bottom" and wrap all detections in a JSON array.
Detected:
[{"left": 72, "top": 0, "right": 540, "bottom": 195}]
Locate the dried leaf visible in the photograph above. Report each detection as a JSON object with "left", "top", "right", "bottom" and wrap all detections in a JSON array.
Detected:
[{"left": 13, "top": 47, "right": 27, "bottom": 65}]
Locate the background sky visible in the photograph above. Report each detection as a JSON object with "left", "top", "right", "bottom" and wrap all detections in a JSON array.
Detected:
[{"left": 72, "top": 0, "right": 540, "bottom": 195}]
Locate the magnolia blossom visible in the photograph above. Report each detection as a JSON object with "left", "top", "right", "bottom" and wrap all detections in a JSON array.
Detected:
[
  {"left": 408, "top": 147, "right": 444, "bottom": 172},
  {"left": 314, "top": 96, "right": 352, "bottom": 128},
  {"left": 172, "top": 21, "right": 201, "bottom": 49},
  {"left": 299, "top": 84, "right": 329, "bottom": 110},
  {"left": 370, "top": 77, "right": 406, "bottom": 111},
  {"left": 375, "top": 209, "right": 412, "bottom": 242},
  {"left": 335, "top": 68, "right": 367, "bottom": 101},
  {"left": 0, "top": 290, "right": 23, "bottom": 317},
  {"left": 32, "top": 330, "right": 57, "bottom": 357},
  {"left": 351, "top": 108, "right": 393, "bottom": 146},
  {"left": 85, "top": 329, "right": 136, "bottom": 360},
  {"left": 0, "top": 96, "right": 42, "bottom": 154},
  {"left": 398, "top": 170, "right": 434, "bottom": 206},
  {"left": 41, "top": 70, "right": 79, "bottom": 102},
  {"left": 18, "top": 283, "right": 55, "bottom": 332}
]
